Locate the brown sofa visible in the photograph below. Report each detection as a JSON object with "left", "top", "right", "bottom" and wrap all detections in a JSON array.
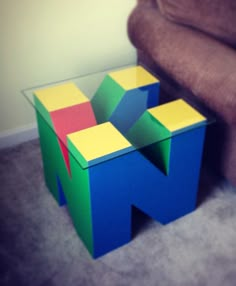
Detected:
[{"left": 128, "top": 0, "right": 236, "bottom": 186}]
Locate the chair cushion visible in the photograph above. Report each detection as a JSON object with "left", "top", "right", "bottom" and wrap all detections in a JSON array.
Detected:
[{"left": 156, "top": 0, "right": 236, "bottom": 47}]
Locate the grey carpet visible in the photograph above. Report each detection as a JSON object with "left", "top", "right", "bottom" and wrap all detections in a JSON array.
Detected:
[{"left": 1, "top": 139, "right": 236, "bottom": 286}]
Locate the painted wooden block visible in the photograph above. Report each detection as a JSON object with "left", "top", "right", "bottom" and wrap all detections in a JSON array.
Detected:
[
  {"left": 68, "top": 122, "right": 134, "bottom": 168},
  {"left": 87, "top": 125, "right": 206, "bottom": 257},
  {"left": 34, "top": 82, "right": 89, "bottom": 127},
  {"left": 148, "top": 99, "right": 206, "bottom": 135},
  {"left": 36, "top": 115, "right": 136, "bottom": 257},
  {"left": 130, "top": 125, "right": 206, "bottom": 225},
  {"left": 125, "top": 110, "right": 171, "bottom": 175},
  {"left": 91, "top": 66, "right": 160, "bottom": 133},
  {"left": 126, "top": 99, "right": 206, "bottom": 174},
  {"left": 68, "top": 115, "right": 206, "bottom": 257},
  {"left": 67, "top": 122, "right": 136, "bottom": 257},
  {"left": 125, "top": 99, "right": 206, "bottom": 224},
  {"left": 36, "top": 112, "right": 94, "bottom": 251},
  {"left": 34, "top": 82, "right": 97, "bottom": 201},
  {"left": 50, "top": 102, "right": 96, "bottom": 173}
]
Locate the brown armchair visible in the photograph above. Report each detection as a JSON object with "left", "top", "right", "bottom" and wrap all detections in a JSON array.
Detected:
[{"left": 128, "top": 0, "right": 236, "bottom": 186}]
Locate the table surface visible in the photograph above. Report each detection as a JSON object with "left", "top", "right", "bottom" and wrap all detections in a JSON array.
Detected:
[{"left": 22, "top": 64, "right": 214, "bottom": 169}]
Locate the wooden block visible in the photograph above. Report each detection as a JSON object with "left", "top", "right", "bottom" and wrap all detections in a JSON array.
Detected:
[
  {"left": 130, "top": 125, "right": 206, "bottom": 225},
  {"left": 68, "top": 122, "right": 134, "bottom": 168},
  {"left": 109, "top": 89, "right": 149, "bottom": 133},
  {"left": 34, "top": 82, "right": 90, "bottom": 128},
  {"left": 125, "top": 110, "right": 171, "bottom": 175},
  {"left": 34, "top": 82, "right": 89, "bottom": 111},
  {"left": 109, "top": 65, "right": 159, "bottom": 91},
  {"left": 34, "top": 82, "right": 97, "bottom": 173},
  {"left": 88, "top": 151, "right": 138, "bottom": 258},
  {"left": 91, "top": 75, "right": 125, "bottom": 124},
  {"left": 85, "top": 125, "right": 205, "bottom": 257},
  {"left": 91, "top": 66, "right": 160, "bottom": 133},
  {"left": 148, "top": 99, "right": 206, "bottom": 134},
  {"left": 36, "top": 111, "right": 94, "bottom": 256},
  {"left": 36, "top": 111, "right": 68, "bottom": 205},
  {"left": 50, "top": 102, "right": 97, "bottom": 173}
]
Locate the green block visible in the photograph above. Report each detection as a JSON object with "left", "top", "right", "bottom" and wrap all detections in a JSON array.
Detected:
[
  {"left": 34, "top": 96, "right": 54, "bottom": 128},
  {"left": 65, "top": 154, "right": 93, "bottom": 255},
  {"left": 125, "top": 110, "right": 171, "bottom": 175},
  {"left": 36, "top": 111, "right": 61, "bottom": 201},
  {"left": 36, "top": 111, "right": 94, "bottom": 255},
  {"left": 91, "top": 75, "right": 125, "bottom": 123},
  {"left": 91, "top": 66, "right": 160, "bottom": 134}
]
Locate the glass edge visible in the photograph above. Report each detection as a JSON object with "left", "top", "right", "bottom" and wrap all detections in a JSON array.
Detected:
[{"left": 21, "top": 63, "right": 216, "bottom": 170}]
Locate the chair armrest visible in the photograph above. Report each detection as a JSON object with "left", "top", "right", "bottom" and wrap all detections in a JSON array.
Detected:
[{"left": 128, "top": 5, "right": 236, "bottom": 124}]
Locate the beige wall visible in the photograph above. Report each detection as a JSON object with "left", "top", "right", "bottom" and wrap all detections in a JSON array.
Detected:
[{"left": 0, "top": 0, "right": 136, "bottom": 134}]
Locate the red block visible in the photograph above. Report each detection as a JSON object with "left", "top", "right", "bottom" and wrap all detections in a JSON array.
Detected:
[{"left": 50, "top": 102, "right": 97, "bottom": 174}]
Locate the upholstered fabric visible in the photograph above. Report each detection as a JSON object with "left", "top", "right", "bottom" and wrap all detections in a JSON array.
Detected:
[
  {"left": 138, "top": 0, "right": 157, "bottom": 6},
  {"left": 128, "top": 3, "right": 236, "bottom": 186},
  {"left": 156, "top": 0, "right": 236, "bottom": 47},
  {"left": 128, "top": 5, "right": 236, "bottom": 124}
]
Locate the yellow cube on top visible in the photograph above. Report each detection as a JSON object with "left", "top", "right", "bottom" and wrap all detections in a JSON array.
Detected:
[
  {"left": 34, "top": 82, "right": 89, "bottom": 112},
  {"left": 148, "top": 99, "right": 206, "bottom": 133},
  {"left": 109, "top": 66, "right": 159, "bottom": 91},
  {"left": 68, "top": 122, "right": 134, "bottom": 167}
]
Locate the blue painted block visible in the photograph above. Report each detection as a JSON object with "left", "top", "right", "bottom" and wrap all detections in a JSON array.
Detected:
[
  {"left": 109, "top": 89, "right": 149, "bottom": 134},
  {"left": 140, "top": 83, "right": 160, "bottom": 108},
  {"left": 80, "top": 126, "right": 206, "bottom": 257},
  {"left": 91, "top": 66, "right": 160, "bottom": 134},
  {"left": 89, "top": 154, "right": 134, "bottom": 258},
  {"left": 131, "top": 125, "right": 206, "bottom": 224}
]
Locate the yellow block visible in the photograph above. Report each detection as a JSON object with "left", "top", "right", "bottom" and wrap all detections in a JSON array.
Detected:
[
  {"left": 148, "top": 99, "right": 206, "bottom": 132},
  {"left": 68, "top": 122, "right": 133, "bottom": 163},
  {"left": 34, "top": 82, "right": 89, "bottom": 111},
  {"left": 109, "top": 66, "right": 159, "bottom": 91}
]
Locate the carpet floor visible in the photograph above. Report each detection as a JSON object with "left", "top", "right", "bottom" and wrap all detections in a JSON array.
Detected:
[{"left": 1, "top": 139, "right": 236, "bottom": 286}]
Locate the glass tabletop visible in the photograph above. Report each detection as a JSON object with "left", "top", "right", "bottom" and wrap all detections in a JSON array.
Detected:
[{"left": 22, "top": 64, "right": 215, "bottom": 170}]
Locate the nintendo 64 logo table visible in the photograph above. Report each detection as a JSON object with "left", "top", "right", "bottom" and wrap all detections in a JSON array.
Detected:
[{"left": 33, "top": 66, "right": 206, "bottom": 258}]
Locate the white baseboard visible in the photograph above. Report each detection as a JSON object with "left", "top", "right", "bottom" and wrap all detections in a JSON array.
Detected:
[{"left": 0, "top": 123, "right": 38, "bottom": 150}]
